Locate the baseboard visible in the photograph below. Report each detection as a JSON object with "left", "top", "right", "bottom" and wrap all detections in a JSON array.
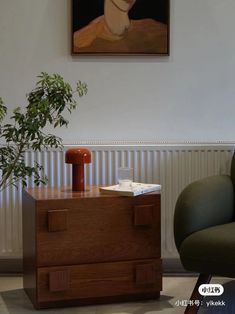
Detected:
[
  {"left": 163, "top": 258, "right": 185, "bottom": 273},
  {"left": 0, "top": 258, "right": 189, "bottom": 274},
  {"left": 0, "top": 259, "right": 22, "bottom": 274}
]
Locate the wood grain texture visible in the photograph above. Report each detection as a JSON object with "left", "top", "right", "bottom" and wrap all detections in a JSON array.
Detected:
[
  {"left": 23, "top": 186, "right": 162, "bottom": 309},
  {"left": 49, "top": 270, "right": 70, "bottom": 292},
  {"left": 134, "top": 204, "right": 154, "bottom": 226},
  {"left": 36, "top": 194, "right": 160, "bottom": 266},
  {"left": 24, "top": 186, "right": 160, "bottom": 201},
  {"left": 135, "top": 262, "right": 157, "bottom": 285},
  {"left": 37, "top": 259, "right": 162, "bottom": 303},
  {"left": 48, "top": 209, "right": 68, "bottom": 232}
]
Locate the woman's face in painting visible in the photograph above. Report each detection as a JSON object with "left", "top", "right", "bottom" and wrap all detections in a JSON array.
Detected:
[{"left": 111, "top": 0, "right": 136, "bottom": 12}]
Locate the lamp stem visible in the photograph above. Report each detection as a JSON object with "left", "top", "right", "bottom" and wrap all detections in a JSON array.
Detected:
[{"left": 72, "top": 164, "right": 85, "bottom": 191}]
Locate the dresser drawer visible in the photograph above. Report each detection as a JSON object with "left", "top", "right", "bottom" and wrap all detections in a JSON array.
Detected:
[
  {"left": 37, "top": 259, "right": 162, "bottom": 305},
  {"left": 36, "top": 194, "right": 160, "bottom": 266}
]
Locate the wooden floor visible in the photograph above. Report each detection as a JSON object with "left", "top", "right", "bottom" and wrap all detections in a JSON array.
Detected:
[{"left": 0, "top": 276, "right": 232, "bottom": 313}]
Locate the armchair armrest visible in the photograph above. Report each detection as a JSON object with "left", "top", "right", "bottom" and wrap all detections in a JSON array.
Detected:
[{"left": 174, "top": 175, "right": 234, "bottom": 251}]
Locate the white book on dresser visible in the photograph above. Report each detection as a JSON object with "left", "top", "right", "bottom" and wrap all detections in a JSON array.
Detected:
[{"left": 99, "top": 182, "right": 161, "bottom": 197}]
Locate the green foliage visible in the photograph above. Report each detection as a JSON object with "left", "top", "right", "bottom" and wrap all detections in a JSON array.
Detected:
[
  {"left": 0, "top": 98, "right": 7, "bottom": 123},
  {"left": 0, "top": 72, "right": 87, "bottom": 191}
]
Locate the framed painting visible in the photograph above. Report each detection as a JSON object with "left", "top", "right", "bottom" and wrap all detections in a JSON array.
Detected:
[{"left": 72, "top": 0, "right": 170, "bottom": 55}]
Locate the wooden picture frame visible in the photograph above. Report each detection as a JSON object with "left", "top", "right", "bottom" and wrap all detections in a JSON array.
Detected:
[{"left": 71, "top": 0, "right": 170, "bottom": 55}]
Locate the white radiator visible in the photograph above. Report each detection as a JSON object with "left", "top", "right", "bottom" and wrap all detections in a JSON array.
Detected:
[{"left": 0, "top": 144, "right": 233, "bottom": 259}]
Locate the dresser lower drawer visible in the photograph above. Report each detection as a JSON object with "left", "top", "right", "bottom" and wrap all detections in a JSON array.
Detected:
[{"left": 37, "top": 259, "right": 162, "bottom": 305}]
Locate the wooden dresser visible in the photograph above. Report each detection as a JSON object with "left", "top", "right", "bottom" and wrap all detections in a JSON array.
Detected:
[{"left": 22, "top": 186, "right": 161, "bottom": 309}]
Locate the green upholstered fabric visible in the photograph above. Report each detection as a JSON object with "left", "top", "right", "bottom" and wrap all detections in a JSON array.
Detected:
[
  {"left": 174, "top": 175, "right": 234, "bottom": 251},
  {"left": 179, "top": 222, "right": 235, "bottom": 277},
  {"left": 231, "top": 152, "right": 235, "bottom": 191}
]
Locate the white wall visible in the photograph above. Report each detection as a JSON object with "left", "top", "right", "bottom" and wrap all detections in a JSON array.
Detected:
[{"left": 1, "top": 0, "right": 235, "bottom": 144}]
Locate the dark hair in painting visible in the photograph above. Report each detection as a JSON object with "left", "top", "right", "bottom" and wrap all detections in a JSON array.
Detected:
[{"left": 72, "top": 0, "right": 169, "bottom": 32}]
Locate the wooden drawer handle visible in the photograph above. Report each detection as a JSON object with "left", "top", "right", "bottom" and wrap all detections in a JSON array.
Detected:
[
  {"left": 49, "top": 270, "right": 70, "bottom": 292},
  {"left": 134, "top": 204, "right": 154, "bottom": 226},
  {"left": 135, "top": 263, "right": 156, "bottom": 286},
  {"left": 48, "top": 209, "right": 68, "bottom": 232}
]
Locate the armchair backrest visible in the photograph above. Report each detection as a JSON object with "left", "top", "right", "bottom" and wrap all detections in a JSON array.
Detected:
[{"left": 231, "top": 153, "right": 235, "bottom": 189}]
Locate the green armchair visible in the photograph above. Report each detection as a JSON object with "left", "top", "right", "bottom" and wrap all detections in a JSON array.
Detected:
[{"left": 174, "top": 153, "right": 235, "bottom": 313}]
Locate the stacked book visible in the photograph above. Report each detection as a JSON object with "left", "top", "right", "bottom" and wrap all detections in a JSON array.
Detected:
[{"left": 99, "top": 182, "right": 161, "bottom": 197}]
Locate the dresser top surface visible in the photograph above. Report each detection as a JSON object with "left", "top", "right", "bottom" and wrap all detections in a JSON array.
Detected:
[{"left": 23, "top": 186, "right": 160, "bottom": 201}]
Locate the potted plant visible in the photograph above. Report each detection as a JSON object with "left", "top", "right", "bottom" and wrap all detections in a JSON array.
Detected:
[{"left": 0, "top": 72, "right": 87, "bottom": 191}]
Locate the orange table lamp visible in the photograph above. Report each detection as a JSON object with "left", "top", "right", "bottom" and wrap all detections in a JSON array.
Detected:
[{"left": 65, "top": 148, "right": 91, "bottom": 191}]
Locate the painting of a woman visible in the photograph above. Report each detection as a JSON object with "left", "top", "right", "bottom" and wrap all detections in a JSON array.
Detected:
[{"left": 72, "top": 0, "right": 169, "bottom": 54}]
